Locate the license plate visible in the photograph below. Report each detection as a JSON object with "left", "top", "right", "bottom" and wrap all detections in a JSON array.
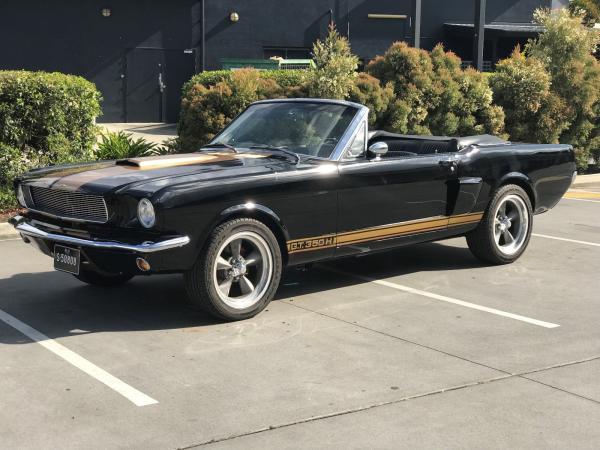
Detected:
[{"left": 54, "top": 245, "right": 80, "bottom": 275}]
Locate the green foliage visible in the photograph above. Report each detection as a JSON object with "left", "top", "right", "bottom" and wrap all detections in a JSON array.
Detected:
[
  {"left": 95, "top": 131, "right": 169, "bottom": 160},
  {"left": 348, "top": 73, "right": 395, "bottom": 128},
  {"left": 0, "top": 71, "right": 102, "bottom": 162},
  {"left": 184, "top": 69, "right": 307, "bottom": 92},
  {"left": 570, "top": 0, "right": 600, "bottom": 26},
  {"left": 0, "top": 142, "right": 51, "bottom": 211},
  {"left": 366, "top": 42, "right": 504, "bottom": 136},
  {"left": 526, "top": 8, "right": 600, "bottom": 168},
  {"left": 490, "top": 48, "right": 570, "bottom": 144},
  {"left": 307, "top": 25, "right": 359, "bottom": 100},
  {"left": 0, "top": 185, "right": 17, "bottom": 211},
  {"left": 178, "top": 68, "right": 284, "bottom": 150}
]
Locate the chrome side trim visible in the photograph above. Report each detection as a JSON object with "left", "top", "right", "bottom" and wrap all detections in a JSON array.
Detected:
[{"left": 13, "top": 219, "right": 190, "bottom": 253}]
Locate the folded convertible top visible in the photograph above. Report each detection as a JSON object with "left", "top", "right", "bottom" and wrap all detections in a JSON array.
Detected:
[{"left": 368, "top": 131, "right": 508, "bottom": 150}]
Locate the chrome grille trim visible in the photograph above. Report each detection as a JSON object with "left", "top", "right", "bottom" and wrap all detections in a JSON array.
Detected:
[{"left": 28, "top": 186, "right": 109, "bottom": 223}]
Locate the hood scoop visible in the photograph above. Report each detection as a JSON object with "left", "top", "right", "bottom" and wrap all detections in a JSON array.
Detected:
[
  {"left": 116, "top": 153, "right": 230, "bottom": 169},
  {"left": 115, "top": 152, "right": 268, "bottom": 170}
]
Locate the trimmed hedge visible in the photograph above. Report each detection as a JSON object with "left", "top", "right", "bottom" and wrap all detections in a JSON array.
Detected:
[
  {"left": 0, "top": 71, "right": 102, "bottom": 161},
  {"left": 183, "top": 69, "right": 308, "bottom": 92},
  {"left": 0, "top": 71, "right": 102, "bottom": 212}
]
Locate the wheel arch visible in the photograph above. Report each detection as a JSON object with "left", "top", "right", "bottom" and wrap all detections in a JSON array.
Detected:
[
  {"left": 213, "top": 203, "right": 290, "bottom": 265},
  {"left": 497, "top": 172, "right": 536, "bottom": 210}
]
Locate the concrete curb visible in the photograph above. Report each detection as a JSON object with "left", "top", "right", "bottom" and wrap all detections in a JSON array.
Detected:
[
  {"left": 0, "top": 222, "right": 18, "bottom": 240},
  {"left": 573, "top": 173, "right": 600, "bottom": 188}
]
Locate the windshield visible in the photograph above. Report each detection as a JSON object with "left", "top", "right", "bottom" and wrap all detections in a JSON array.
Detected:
[{"left": 209, "top": 102, "right": 358, "bottom": 159}]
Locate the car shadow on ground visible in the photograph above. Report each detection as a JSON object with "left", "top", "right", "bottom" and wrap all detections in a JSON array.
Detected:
[{"left": 0, "top": 241, "right": 484, "bottom": 345}]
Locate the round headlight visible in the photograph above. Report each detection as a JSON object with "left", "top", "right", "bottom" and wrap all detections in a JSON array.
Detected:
[
  {"left": 137, "top": 198, "right": 156, "bottom": 228},
  {"left": 16, "top": 185, "right": 26, "bottom": 207}
]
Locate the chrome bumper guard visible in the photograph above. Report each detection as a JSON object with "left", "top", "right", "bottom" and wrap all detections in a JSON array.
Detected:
[{"left": 10, "top": 216, "right": 190, "bottom": 253}]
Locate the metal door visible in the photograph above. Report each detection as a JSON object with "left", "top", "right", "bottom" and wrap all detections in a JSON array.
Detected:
[{"left": 124, "top": 48, "right": 194, "bottom": 123}]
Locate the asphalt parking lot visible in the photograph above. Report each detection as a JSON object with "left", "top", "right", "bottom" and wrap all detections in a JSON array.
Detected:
[{"left": 1, "top": 190, "right": 599, "bottom": 449}]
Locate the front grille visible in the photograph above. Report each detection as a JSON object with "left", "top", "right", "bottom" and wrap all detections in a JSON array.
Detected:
[{"left": 28, "top": 186, "right": 109, "bottom": 223}]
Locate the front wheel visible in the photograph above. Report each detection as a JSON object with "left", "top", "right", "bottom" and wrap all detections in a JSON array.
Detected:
[
  {"left": 184, "top": 218, "right": 283, "bottom": 321},
  {"left": 466, "top": 184, "right": 533, "bottom": 265}
]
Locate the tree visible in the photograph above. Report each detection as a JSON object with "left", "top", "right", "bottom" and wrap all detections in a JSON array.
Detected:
[
  {"left": 526, "top": 8, "right": 600, "bottom": 168},
  {"left": 307, "top": 25, "right": 359, "bottom": 100},
  {"left": 490, "top": 48, "right": 569, "bottom": 144},
  {"left": 366, "top": 42, "right": 504, "bottom": 136},
  {"left": 570, "top": 0, "right": 600, "bottom": 26}
]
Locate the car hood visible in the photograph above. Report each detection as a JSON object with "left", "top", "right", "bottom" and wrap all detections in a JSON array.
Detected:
[{"left": 20, "top": 152, "right": 286, "bottom": 195}]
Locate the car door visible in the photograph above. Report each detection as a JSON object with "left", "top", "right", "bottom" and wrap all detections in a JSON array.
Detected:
[{"left": 335, "top": 127, "right": 457, "bottom": 257}]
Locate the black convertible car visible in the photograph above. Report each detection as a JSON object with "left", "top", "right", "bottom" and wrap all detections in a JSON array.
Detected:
[{"left": 11, "top": 99, "right": 576, "bottom": 320}]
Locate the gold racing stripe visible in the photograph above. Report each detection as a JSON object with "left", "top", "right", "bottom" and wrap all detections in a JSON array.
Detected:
[
  {"left": 42, "top": 153, "right": 267, "bottom": 191},
  {"left": 287, "top": 212, "right": 483, "bottom": 254}
]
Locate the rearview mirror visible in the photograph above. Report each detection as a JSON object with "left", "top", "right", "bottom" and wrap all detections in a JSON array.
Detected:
[{"left": 368, "top": 141, "right": 388, "bottom": 160}]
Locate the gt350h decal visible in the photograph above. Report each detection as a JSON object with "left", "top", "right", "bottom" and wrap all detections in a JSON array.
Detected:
[{"left": 286, "top": 212, "right": 483, "bottom": 254}]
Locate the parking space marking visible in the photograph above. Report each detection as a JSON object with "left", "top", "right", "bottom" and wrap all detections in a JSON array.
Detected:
[
  {"left": 323, "top": 267, "right": 560, "bottom": 329},
  {"left": 0, "top": 308, "right": 158, "bottom": 407},
  {"left": 533, "top": 233, "right": 600, "bottom": 247}
]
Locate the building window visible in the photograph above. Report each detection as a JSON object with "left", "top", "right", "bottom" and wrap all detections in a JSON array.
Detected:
[{"left": 264, "top": 47, "right": 311, "bottom": 59}]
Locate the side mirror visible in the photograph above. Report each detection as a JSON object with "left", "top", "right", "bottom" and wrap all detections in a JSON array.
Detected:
[{"left": 368, "top": 141, "right": 388, "bottom": 160}]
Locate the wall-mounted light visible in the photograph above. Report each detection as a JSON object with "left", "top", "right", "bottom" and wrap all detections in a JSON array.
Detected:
[
  {"left": 229, "top": 11, "right": 239, "bottom": 23},
  {"left": 101, "top": 7, "right": 112, "bottom": 18}
]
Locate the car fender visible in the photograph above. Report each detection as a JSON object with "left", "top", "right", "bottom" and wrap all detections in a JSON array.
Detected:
[
  {"left": 496, "top": 172, "right": 537, "bottom": 209},
  {"left": 193, "top": 202, "right": 291, "bottom": 256}
]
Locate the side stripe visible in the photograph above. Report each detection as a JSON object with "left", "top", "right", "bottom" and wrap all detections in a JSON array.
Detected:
[{"left": 287, "top": 212, "right": 483, "bottom": 254}]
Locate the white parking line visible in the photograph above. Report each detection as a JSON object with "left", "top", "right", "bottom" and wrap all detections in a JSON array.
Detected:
[
  {"left": 533, "top": 233, "right": 600, "bottom": 247},
  {"left": 323, "top": 267, "right": 560, "bottom": 329},
  {"left": 0, "top": 308, "right": 158, "bottom": 407}
]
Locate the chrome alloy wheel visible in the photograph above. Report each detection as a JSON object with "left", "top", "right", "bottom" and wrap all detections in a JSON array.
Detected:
[
  {"left": 212, "top": 231, "right": 273, "bottom": 309},
  {"left": 492, "top": 194, "right": 529, "bottom": 256}
]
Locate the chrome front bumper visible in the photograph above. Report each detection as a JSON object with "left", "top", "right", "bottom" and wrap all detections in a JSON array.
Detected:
[{"left": 10, "top": 216, "right": 190, "bottom": 253}]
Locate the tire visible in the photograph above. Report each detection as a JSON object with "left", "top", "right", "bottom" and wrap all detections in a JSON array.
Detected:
[
  {"left": 466, "top": 184, "right": 533, "bottom": 265},
  {"left": 184, "top": 218, "right": 283, "bottom": 321},
  {"left": 74, "top": 269, "right": 133, "bottom": 286}
]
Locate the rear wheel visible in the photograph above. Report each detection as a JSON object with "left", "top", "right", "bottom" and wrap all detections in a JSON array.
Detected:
[
  {"left": 466, "top": 184, "right": 533, "bottom": 265},
  {"left": 74, "top": 269, "right": 133, "bottom": 287},
  {"left": 184, "top": 218, "right": 282, "bottom": 321}
]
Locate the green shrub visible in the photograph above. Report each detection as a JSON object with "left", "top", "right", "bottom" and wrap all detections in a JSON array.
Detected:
[
  {"left": 95, "top": 131, "right": 169, "bottom": 160},
  {"left": 348, "top": 73, "right": 395, "bottom": 128},
  {"left": 0, "top": 71, "right": 102, "bottom": 162},
  {"left": 0, "top": 142, "right": 50, "bottom": 212},
  {"left": 570, "top": 0, "right": 600, "bottom": 26},
  {"left": 178, "top": 68, "right": 284, "bottom": 150},
  {"left": 528, "top": 8, "right": 600, "bottom": 167},
  {"left": 0, "top": 185, "right": 17, "bottom": 211},
  {"left": 307, "top": 25, "right": 359, "bottom": 100},
  {"left": 184, "top": 69, "right": 307, "bottom": 93},
  {"left": 367, "top": 42, "right": 504, "bottom": 136},
  {"left": 490, "top": 48, "right": 570, "bottom": 144}
]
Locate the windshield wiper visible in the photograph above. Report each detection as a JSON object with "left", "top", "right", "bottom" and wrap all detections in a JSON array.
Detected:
[
  {"left": 248, "top": 145, "right": 301, "bottom": 164},
  {"left": 201, "top": 142, "right": 238, "bottom": 153}
]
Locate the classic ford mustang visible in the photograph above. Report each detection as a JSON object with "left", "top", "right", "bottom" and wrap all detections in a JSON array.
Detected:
[{"left": 11, "top": 99, "right": 576, "bottom": 320}]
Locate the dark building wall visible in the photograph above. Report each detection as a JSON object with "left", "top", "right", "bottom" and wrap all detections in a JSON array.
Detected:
[
  {"left": 1, "top": 0, "right": 560, "bottom": 123},
  {"left": 1, "top": 0, "right": 199, "bottom": 122}
]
